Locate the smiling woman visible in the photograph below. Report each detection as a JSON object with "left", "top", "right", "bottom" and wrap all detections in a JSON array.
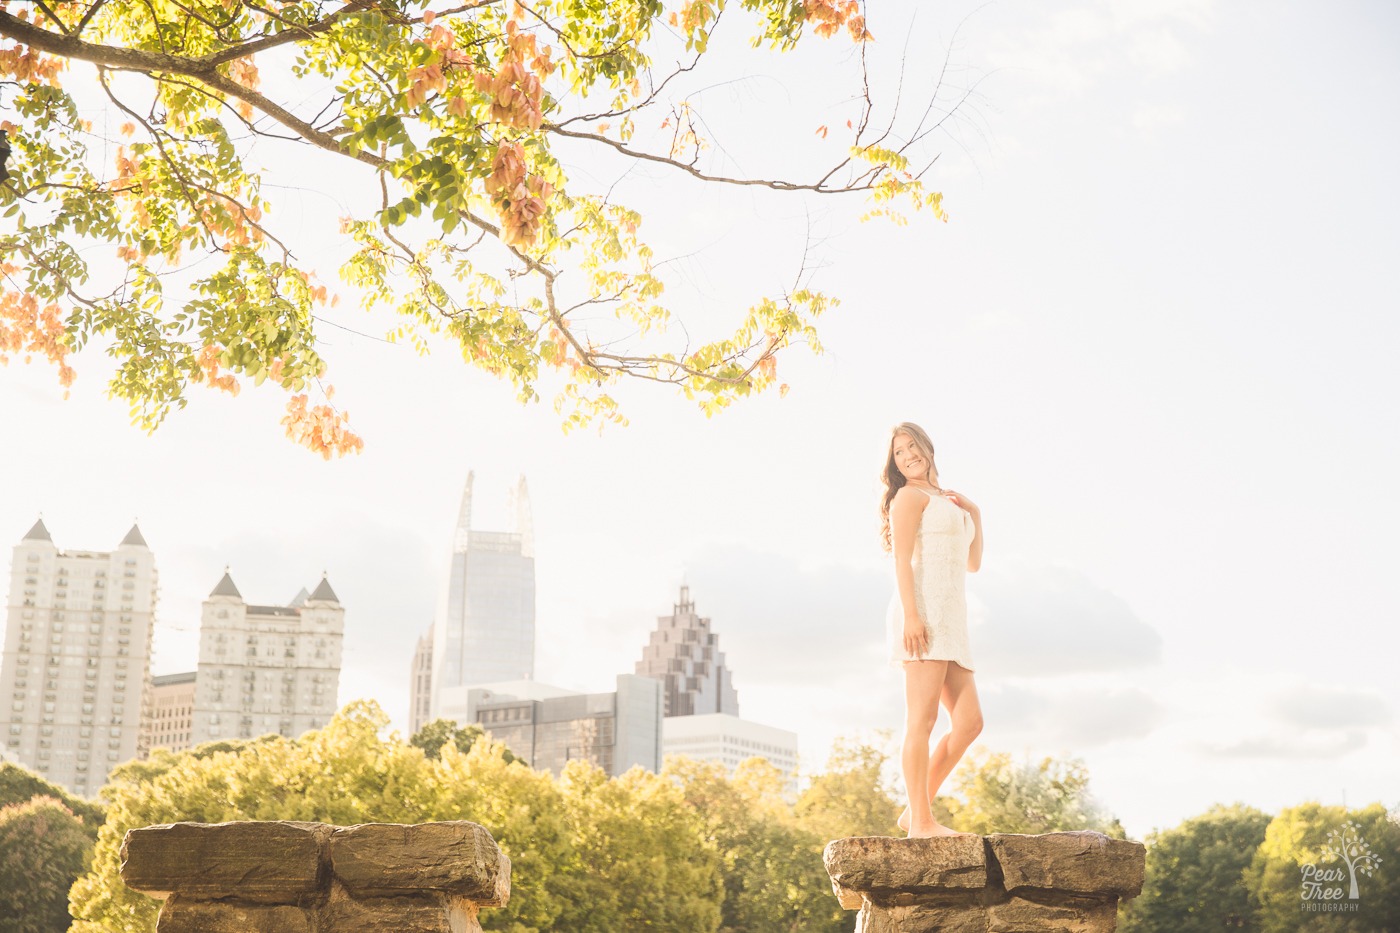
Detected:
[{"left": 878, "top": 420, "right": 985, "bottom": 838}]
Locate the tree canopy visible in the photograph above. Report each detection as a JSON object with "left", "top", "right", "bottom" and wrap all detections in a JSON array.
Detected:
[
  {"left": 0, "top": 760, "right": 105, "bottom": 830},
  {"left": 0, "top": 796, "right": 94, "bottom": 933},
  {"left": 1119, "top": 803, "right": 1271, "bottom": 933},
  {"left": 61, "top": 701, "right": 1132, "bottom": 933},
  {"left": 1243, "top": 801, "right": 1400, "bottom": 933},
  {"left": 0, "top": 0, "right": 952, "bottom": 455},
  {"left": 944, "top": 748, "right": 1126, "bottom": 838},
  {"left": 410, "top": 716, "right": 518, "bottom": 762}
]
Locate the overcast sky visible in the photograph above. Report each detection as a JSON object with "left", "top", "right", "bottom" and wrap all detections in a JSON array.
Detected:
[{"left": 2, "top": 0, "right": 1397, "bottom": 838}]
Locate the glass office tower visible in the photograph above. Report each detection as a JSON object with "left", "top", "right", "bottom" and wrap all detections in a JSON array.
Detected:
[{"left": 431, "top": 472, "right": 536, "bottom": 707}]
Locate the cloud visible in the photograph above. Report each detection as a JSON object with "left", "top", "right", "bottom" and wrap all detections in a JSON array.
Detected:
[
  {"left": 1130, "top": 102, "right": 1186, "bottom": 140},
  {"left": 970, "top": 562, "right": 1162, "bottom": 677},
  {"left": 984, "top": 0, "right": 1214, "bottom": 108},
  {"left": 677, "top": 549, "right": 1163, "bottom": 685},
  {"left": 981, "top": 683, "right": 1164, "bottom": 748},
  {"left": 1267, "top": 685, "right": 1394, "bottom": 730},
  {"left": 682, "top": 545, "right": 892, "bottom": 687},
  {"left": 1204, "top": 730, "right": 1369, "bottom": 760}
]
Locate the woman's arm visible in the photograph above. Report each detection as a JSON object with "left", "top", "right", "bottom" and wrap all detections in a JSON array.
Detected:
[
  {"left": 966, "top": 507, "right": 983, "bottom": 572},
  {"left": 944, "top": 490, "right": 983, "bottom": 573},
  {"left": 891, "top": 488, "right": 930, "bottom": 655}
]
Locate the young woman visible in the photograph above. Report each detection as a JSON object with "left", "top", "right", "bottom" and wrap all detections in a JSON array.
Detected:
[{"left": 880, "top": 422, "right": 984, "bottom": 838}]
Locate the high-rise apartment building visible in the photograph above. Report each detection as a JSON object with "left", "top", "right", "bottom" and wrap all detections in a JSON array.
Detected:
[
  {"left": 430, "top": 472, "right": 535, "bottom": 719},
  {"left": 635, "top": 585, "right": 739, "bottom": 717},
  {"left": 0, "top": 519, "right": 157, "bottom": 796},
  {"left": 140, "top": 670, "right": 196, "bottom": 755},
  {"left": 408, "top": 624, "right": 433, "bottom": 735},
  {"left": 190, "top": 572, "right": 343, "bottom": 743}
]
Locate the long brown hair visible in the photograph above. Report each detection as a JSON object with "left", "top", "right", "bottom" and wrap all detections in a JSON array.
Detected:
[{"left": 879, "top": 422, "right": 940, "bottom": 552}]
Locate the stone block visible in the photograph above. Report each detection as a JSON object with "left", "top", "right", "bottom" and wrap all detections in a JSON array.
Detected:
[
  {"left": 986, "top": 894, "right": 1118, "bottom": 932},
  {"left": 824, "top": 834, "right": 988, "bottom": 901},
  {"left": 327, "top": 821, "right": 510, "bottom": 906},
  {"left": 121, "top": 821, "right": 327, "bottom": 902},
  {"left": 318, "top": 884, "right": 482, "bottom": 933},
  {"left": 854, "top": 902, "right": 990, "bottom": 933},
  {"left": 827, "top": 831, "right": 1141, "bottom": 933},
  {"left": 987, "top": 832, "right": 1145, "bottom": 900},
  {"left": 156, "top": 896, "right": 313, "bottom": 933}
]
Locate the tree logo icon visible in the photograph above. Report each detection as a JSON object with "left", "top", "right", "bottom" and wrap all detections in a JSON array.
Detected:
[{"left": 1300, "top": 821, "right": 1382, "bottom": 910}]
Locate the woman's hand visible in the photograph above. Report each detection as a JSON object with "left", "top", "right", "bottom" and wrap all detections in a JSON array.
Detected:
[
  {"left": 903, "top": 614, "right": 930, "bottom": 657},
  {"left": 943, "top": 489, "right": 979, "bottom": 516}
]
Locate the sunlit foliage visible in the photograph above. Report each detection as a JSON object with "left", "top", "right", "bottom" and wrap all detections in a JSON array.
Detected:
[{"left": 0, "top": 0, "right": 948, "bottom": 454}]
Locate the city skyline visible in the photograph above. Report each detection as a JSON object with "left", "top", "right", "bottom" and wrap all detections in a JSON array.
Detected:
[{"left": 0, "top": 510, "right": 805, "bottom": 789}]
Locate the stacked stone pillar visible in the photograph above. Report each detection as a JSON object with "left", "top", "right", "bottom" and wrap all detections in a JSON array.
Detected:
[
  {"left": 824, "top": 831, "right": 1145, "bottom": 932},
  {"left": 120, "top": 820, "right": 510, "bottom": 932}
]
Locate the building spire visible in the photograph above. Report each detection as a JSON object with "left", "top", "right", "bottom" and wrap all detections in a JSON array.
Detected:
[
  {"left": 22, "top": 517, "right": 52, "bottom": 543},
  {"left": 210, "top": 568, "right": 242, "bottom": 599},
  {"left": 453, "top": 470, "right": 474, "bottom": 552},
  {"left": 638, "top": 585, "right": 740, "bottom": 718},
  {"left": 308, "top": 574, "right": 339, "bottom": 603},
  {"left": 515, "top": 474, "right": 534, "bottom": 558}
]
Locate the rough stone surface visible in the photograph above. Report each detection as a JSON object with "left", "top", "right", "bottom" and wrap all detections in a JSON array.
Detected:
[
  {"left": 329, "top": 820, "right": 509, "bottom": 905},
  {"left": 987, "top": 895, "right": 1118, "bottom": 932},
  {"left": 854, "top": 903, "right": 989, "bottom": 933},
  {"left": 319, "top": 884, "right": 482, "bottom": 933},
  {"left": 156, "top": 897, "right": 313, "bottom": 933},
  {"left": 120, "top": 820, "right": 506, "bottom": 932},
  {"left": 825, "top": 834, "right": 987, "bottom": 898},
  {"left": 988, "top": 832, "right": 1146, "bottom": 899},
  {"left": 825, "top": 831, "right": 1145, "bottom": 933},
  {"left": 120, "top": 821, "right": 327, "bottom": 902}
]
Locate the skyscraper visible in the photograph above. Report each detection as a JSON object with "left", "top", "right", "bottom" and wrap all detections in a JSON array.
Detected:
[
  {"left": 190, "top": 571, "right": 344, "bottom": 743},
  {"left": 408, "top": 624, "right": 433, "bottom": 735},
  {"left": 430, "top": 472, "right": 536, "bottom": 720},
  {"left": 634, "top": 585, "right": 798, "bottom": 791},
  {"left": 0, "top": 519, "right": 156, "bottom": 795},
  {"left": 635, "top": 585, "right": 740, "bottom": 717}
]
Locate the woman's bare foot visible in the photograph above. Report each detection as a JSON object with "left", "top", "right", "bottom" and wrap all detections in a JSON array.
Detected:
[
  {"left": 900, "top": 805, "right": 968, "bottom": 835},
  {"left": 903, "top": 813, "right": 975, "bottom": 838}
]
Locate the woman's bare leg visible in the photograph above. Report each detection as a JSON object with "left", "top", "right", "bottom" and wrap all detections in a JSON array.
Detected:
[
  {"left": 899, "top": 663, "right": 983, "bottom": 833},
  {"left": 900, "top": 659, "right": 950, "bottom": 837},
  {"left": 927, "top": 664, "right": 983, "bottom": 799}
]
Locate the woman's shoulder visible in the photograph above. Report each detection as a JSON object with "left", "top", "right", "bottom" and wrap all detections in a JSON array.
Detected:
[{"left": 892, "top": 485, "right": 932, "bottom": 509}]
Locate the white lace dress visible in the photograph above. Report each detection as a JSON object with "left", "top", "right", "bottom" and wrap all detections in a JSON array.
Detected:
[{"left": 885, "top": 486, "right": 977, "bottom": 671}]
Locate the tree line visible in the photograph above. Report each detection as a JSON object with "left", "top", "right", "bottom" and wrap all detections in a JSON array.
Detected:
[{"left": 0, "top": 700, "right": 1394, "bottom": 932}]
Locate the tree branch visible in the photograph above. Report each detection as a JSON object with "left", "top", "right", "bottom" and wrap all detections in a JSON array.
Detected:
[
  {"left": 200, "top": 0, "right": 379, "bottom": 67},
  {"left": 544, "top": 122, "right": 875, "bottom": 194}
]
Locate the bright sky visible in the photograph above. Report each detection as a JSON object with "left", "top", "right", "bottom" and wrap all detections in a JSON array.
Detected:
[{"left": 2, "top": 0, "right": 1397, "bottom": 839}]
